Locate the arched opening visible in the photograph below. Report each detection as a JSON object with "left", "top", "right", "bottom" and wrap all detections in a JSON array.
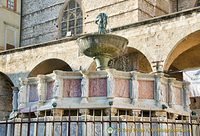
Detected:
[
  {"left": 0, "top": 72, "right": 14, "bottom": 120},
  {"left": 196, "top": 0, "right": 200, "bottom": 6},
  {"left": 88, "top": 47, "right": 152, "bottom": 73},
  {"left": 29, "top": 59, "right": 73, "bottom": 77},
  {"left": 58, "top": 0, "right": 83, "bottom": 38},
  {"left": 164, "top": 30, "right": 200, "bottom": 80}
]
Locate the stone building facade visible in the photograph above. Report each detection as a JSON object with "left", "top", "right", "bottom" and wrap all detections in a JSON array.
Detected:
[
  {"left": 0, "top": 0, "right": 21, "bottom": 120},
  {"left": 0, "top": 0, "right": 21, "bottom": 50},
  {"left": 21, "top": 0, "right": 199, "bottom": 46}
]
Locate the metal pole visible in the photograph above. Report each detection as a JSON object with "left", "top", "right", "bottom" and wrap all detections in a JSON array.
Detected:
[
  {"left": 60, "top": 111, "right": 63, "bottom": 136},
  {"left": 27, "top": 108, "right": 31, "bottom": 136},
  {"left": 44, "top": 111, "right": 47, "bottom": 136},
  {"left": 190, "top": 115, "right": 193, "bottom": 136},
  {"left": 68, "top": 109, "right": 71, "bottom": 136},
  {"left": 101, "top": 109, "right": 103, "bottom": 136},
  {"left": 93, "top": 109, "right": 95, "bottom": 136},
  {"left": 5, "top": 116, "right": 8, "bottom": 136},
  {"left": 76, "top": 109, "right": 79, "bottom": 136},
  {"left": 150, "top": 110, "right": 152, "bottom": 136}
]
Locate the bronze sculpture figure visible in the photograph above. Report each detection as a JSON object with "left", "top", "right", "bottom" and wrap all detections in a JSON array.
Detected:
[{"left": 95, "top": 13, "right": 108, "bottom": 34}]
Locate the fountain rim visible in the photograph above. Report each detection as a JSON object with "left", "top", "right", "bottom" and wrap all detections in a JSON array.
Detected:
[{"left": 76, "top": 33, "right": 129, "bottom": 44}]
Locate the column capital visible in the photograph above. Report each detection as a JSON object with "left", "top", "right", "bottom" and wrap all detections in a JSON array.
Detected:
[
  {"left": 154, "top": 72, "right": 164, "bottom": 78},
  {"left": 37, "top": 75, "right": 47, "bottom": 81},
  {"left": 105, "top": 108, "right": 117, "bottom": 116},
  {"left": 131, "top": 110, "right": 141, "bottom": 117},
  {"left": 19, "top": 78, "right": 29, "bottom": 85},
  {"left": 79, "top": 70, "right": 90, "bottom": 76},
  {"left": 79, "top": 109, "right": 90, "bottom": 115},
  {"left": 12, "top": 87, "right": 19, "bottom": 92}
]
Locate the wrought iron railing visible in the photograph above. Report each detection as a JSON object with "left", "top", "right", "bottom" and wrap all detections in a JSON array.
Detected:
[{"left": 0, "top": 109, "right": 199, "bottom": 136}]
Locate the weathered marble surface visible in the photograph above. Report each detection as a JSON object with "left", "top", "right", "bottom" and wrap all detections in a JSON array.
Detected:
[
  {"left": 46, "top": 81, "right": 54, "bottom": 100},
  {"left": 63, "top": 79, "right": 81, "bottom": 97},
  {"left": 175, "top": 87, "right": 182, "bottom": 105},
  {"left": 114, "top": 78, "right": 130, "bottom": 98},
  {"left": 138, "top": 80, "right": 154, "bottom": 99},
  {"left": 89, "top": 78, "right": 107, "bottom": 97},
  {"left": 161, "top": 84, "right": 168, "bottom": 103},
  {"left": 29, "top": 84, "right": 38, "bottom": 102}
]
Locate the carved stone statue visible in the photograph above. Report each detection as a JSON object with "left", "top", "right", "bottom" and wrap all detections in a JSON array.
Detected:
[
  {"left": 95, "top": 13, "right": 108, "bottom": 34},
  {"left": 53, "top": 77, "right": 59, "bottom": 99},
  {"left": 19, "top": 78, "right": 28, "bottom": 108},
  {"left": 81, "top": 74, "right": 89, "bottom": 97},
  {"left": 107, "top": 70, "right": 115, "bottom": 98}
]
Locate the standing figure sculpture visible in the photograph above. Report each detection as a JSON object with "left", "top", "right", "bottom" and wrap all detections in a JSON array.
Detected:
[{"left": 95, "top": 13, "right": 108, "bottom": 34}]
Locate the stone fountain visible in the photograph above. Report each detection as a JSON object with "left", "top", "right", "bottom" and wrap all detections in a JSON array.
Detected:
[{"left": 77, "top": 13, "right": 128, "bottom": 70}]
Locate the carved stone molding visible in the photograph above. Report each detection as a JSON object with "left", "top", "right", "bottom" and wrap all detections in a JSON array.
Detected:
[
  {"left": 105, "top": 108, "right": 117, "bottom": 116},
  {"left": 131, "top": 110, "right": 141, "bottom": 117},
  {"left": 79, "top": 109, "right": 90, "bottom": 115}
]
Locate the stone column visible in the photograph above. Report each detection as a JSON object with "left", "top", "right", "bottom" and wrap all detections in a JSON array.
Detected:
[
  {"left": 18, "top": 78, "right": 28, "bottom": 109},
  {"left": 131, "top": 110, "right": 141, "bottom": 117},
  {"left": 12, "top": 87, "right": 19, "bottom": 112},
  {"left": 183, "top": 81, "right": 190, "bottom": 112},
  {"left": 80, "top": 71, "right": 89, "bottom": 104},
  {"left": 155, "top": 111, "right": 167, "bottom": 121},
  {"left": 154, "top": 73, "right": 164, "bottom": 104},
  {"left": 168, "top": 78, "right": 175, "bottom": 108},
  {"left": 79, "top": 109, "right": 90, "bottom": 136},
  {"left": 37, "top": 75, "right": 46, "bottom": 105},
  {"left": 106, "top": 69, "right": 115, "bottom": 100},
  {"left": 130, "top": 71, "right": 139, "bottom": 104}
]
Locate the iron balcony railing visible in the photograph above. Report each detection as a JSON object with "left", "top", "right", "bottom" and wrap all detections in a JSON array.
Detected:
[{"left": 0, "top": 109, "right": 199, "bottom": 136}]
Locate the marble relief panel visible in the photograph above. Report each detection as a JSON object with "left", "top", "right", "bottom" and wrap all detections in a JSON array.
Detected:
[
  {"left": 138, "top": 80, "right": 154, "bottom": 99},
  {"left": 29, "top": 84, "right": 38, "bottom": 102},
  {"left": 175, "top": 87, "right": 182, "bottom": 105},
  {"left": 114, "top": 78, "right": 130, "bottom": 98},
  {"left": 63, "top": 79, "right": 81, "bottom": 97},
  {"left": 161, "top": 83, "right": 168, "bottom": 103},
  {"left": 89, "top": 78, "right": 107, "bottom": 97},
  {"left": 46, "top": 81, "right": 54, "bottom": 100}
]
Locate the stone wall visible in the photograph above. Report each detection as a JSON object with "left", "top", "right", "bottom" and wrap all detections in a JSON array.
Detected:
[
  {"left": 21, "top": 0, "right": 65, "bottom": 46},
  {"left": 21, "top": 0, "right": 199, "bottom": 47},
  {"left": 177, "top": 0, "right": 197, "bottom": 11}
]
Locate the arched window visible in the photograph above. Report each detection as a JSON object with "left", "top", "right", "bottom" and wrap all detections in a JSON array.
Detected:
[
  {"left": 61, "top": 0, "right": 83, "bottom": 37},
  {"left": 7, "top": 0, "right": 16, "bottom": 11}
]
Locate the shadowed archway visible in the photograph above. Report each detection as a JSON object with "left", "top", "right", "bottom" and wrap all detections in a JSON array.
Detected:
[
  {"left": 0, "top": 72, "right": 14, "bottom": 120},
  {"left": 28, "top": 59, "right": 73, "bottom": 77},
  {"left": 88, "top": 47, "right": 152, "bottom": 73},
  {"left": 164, "top": 30, "right": 200, "bottom": 80}
]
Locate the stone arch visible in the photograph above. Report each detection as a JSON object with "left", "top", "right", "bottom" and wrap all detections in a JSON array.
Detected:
[
  {"left": 28, "top": 58, "right": 73, "bottom": 77},
  {"left": 164, "top": 30, "right": 200, "bottom": 80},
  {"left": 164, "top": 30, "right": 200, "bottom": 71},
  {"left": 194, "top": 0, "right": 200, "bottom": 7},
  {"left": 57, "top": 0, "right": 85, "bottom": 38},
  {"left": 0, "top": 72, "right": 14, "bottom": 120},
  {"left": 88, "top": 47, "right": 152, "bottom": 73}
]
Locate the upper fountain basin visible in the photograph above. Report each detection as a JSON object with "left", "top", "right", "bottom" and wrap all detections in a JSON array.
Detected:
[{"left": 77, "top": 34, "right": 128, "bottom": 58}]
